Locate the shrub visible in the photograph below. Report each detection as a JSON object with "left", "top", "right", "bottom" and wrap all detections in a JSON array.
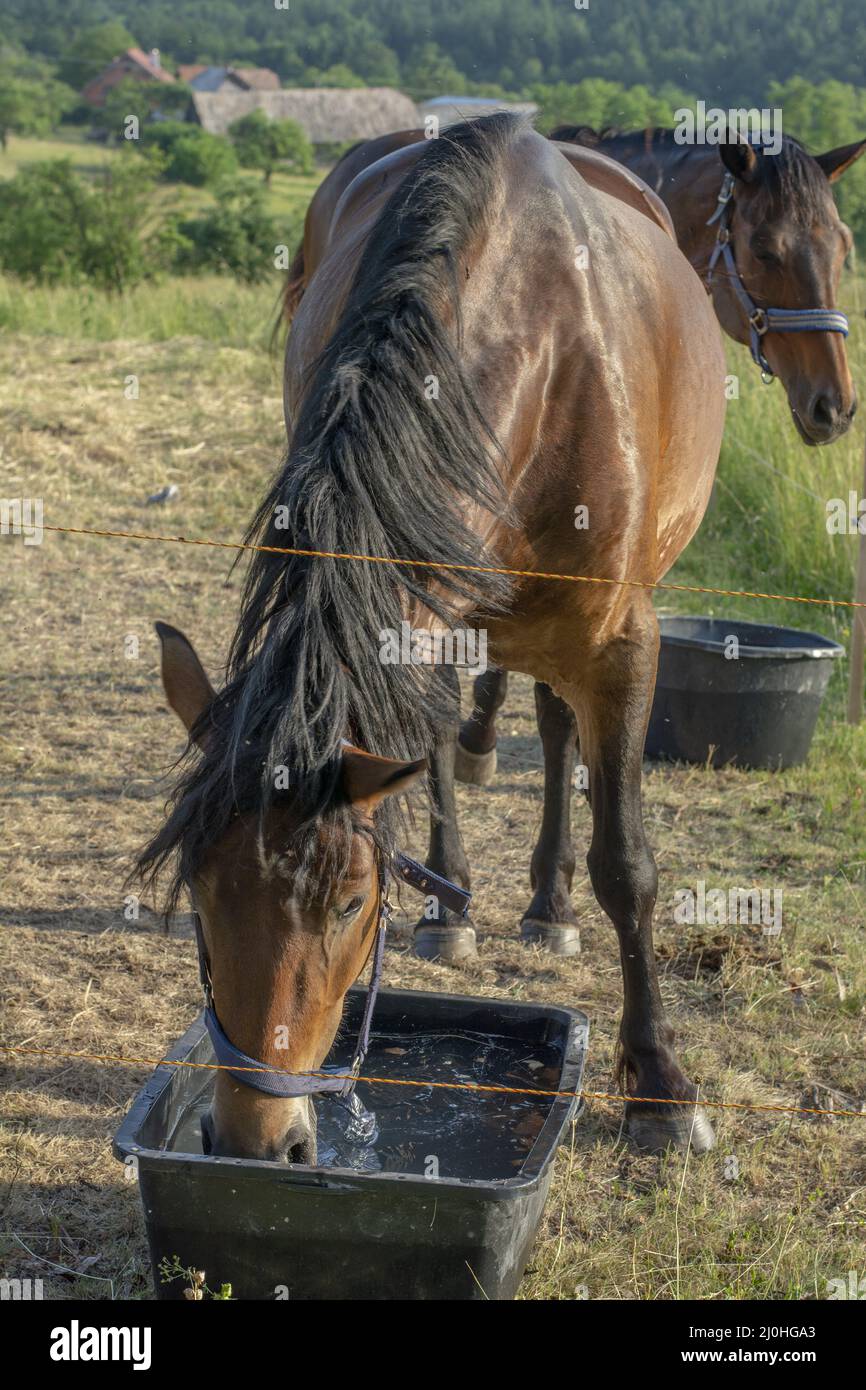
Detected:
[
  {"left": 172, "top": 184, "right": 284, "bottom": 282},
  {"left": 0, "top": 156, "right": 167, "bottom": 292},
  {"left": 142, "top": 122, "right": 238, "bottom": 186}
]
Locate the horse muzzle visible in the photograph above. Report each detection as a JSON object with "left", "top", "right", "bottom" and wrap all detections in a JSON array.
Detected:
[{"left": 791, "top": 387, "right": 857, "bottom": 446}]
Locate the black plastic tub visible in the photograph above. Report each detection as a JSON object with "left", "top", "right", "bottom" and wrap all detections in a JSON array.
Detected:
[
  {"left": 645, "top": 616, "right": 844, "bottom": 770},
  {"left": 114, "top": 985, "right": 588, "bottom": 1301}
]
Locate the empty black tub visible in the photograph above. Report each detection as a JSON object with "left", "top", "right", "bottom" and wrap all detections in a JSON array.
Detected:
[
  {"left": 114, "top": 984, "right": 588, "bottom": 1301},
  {"left": 645, "top": 616, "right": 843, "bottom": 770}
]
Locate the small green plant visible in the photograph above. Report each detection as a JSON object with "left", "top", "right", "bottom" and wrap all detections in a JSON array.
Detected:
[{"left": 159, "top": 1255, "right": 233, "bottom": 1301}]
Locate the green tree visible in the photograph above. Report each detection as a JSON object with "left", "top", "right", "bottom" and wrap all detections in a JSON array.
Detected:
[
  {"left": 309, "top": 64, "right": 365, "bottom": 89},
  {"left": 99, "top": 78, "right": 189, "bottom": 145},
  {"left": 228, "top": 109, "right": 313, "bottom": 183},
  {"left": 0, "top": 69, "right": 75, "bottom": 148},
  {"left": 58, "top": 21, "right": 139, "bottom": 92},
  {"left": 142, "top": 121, "right": 238, "bottom": 186},
  {"left": 0, "top": 153, "right": 167, "bottom": 290},
  {"left": 403, "top": 43, "right": 467, "bottom": 100},
  {"left": 531, "top": 79, "right": 692, "bottom": 135}
]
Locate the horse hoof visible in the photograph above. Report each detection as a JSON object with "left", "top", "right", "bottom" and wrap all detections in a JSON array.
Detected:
[
  {"left": 413, "top": 924, "right": 477, "bottom": 963},
  {"left": 627, "top": 1102, "right": 716, "bottom": 1154},
  {"left": 520, "top": 920, "right": 581, "bottom": 956},
  {"left": 453, "top": 740, "right": 497, "bottom": 786}
]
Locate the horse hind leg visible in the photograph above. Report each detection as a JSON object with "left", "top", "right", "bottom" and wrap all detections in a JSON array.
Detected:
[
  {"left": 455, "top": 667, "right": 507, "bottom": 784},
  {"left": 567, "top": 603, "right": 715, "bottom": 1153},
  {"left": 520, "top": 682, "right": 581, "bottom": 956}
]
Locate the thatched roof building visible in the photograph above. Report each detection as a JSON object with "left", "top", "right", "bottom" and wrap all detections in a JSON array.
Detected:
[{"left": 190, "top": 88, "right": 420, "bottom": 143}]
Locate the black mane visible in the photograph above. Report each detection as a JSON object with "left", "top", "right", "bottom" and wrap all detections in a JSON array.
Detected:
[
  {"left": 551, "top": 124, "right": 834, "bottom": 223},
  {"left": 138, "top": 113, "right": 522, "bottom": 908}
]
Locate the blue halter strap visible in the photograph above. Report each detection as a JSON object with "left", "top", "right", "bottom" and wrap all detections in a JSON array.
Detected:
[
  {"left": 705, "top": 168, "right": 849, "bottom": 379},
  {"left": 194, "top": 851, "right": 471, "bottom": 1101}
]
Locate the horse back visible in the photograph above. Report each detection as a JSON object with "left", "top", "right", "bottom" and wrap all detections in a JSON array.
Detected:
[{"left": 550, "top": 141, "right": 676, "bottom": 241}]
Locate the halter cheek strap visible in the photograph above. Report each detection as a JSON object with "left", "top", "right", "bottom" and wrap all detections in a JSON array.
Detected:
[
  {"left": 193, "top": 851, "right": 470, "bottom": 1101},
  {"left": 705, "top": 169, "right": 849, "bottom": 379},
  {"left": 200, "top": 907, "right": 388, "bottom": 1098}
]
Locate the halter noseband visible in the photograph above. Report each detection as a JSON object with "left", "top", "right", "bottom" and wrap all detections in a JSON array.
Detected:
[
  {"left": 194, "top": 851, "right": 471, "bottom": 1101},
  {"left": 705, "top": 166, "right": 849, "bottom": 380}
]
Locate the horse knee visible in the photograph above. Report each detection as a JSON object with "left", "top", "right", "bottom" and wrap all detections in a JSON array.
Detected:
[{"left": 587, "top": 844, "right": 657, "bottom": 926}]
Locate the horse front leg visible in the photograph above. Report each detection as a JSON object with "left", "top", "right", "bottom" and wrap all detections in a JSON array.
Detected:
[
  {"left": 520, "top": 682, "right": 581, "bottom": 956},
  {"left": 454, "top": 666, "right": 508, "bottom": 784},
  {"left": 567, "top": 603, "right": 715, "bottom": 1153},
  {"left": 414, "top": 667, "right": 477, "bottom": 964}
]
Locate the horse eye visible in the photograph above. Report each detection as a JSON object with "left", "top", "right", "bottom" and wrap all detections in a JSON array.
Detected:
[
  {"left": 752, "top": 244, "right": 781, "bottom": 266},
  {"left": 337, "top": 896, "right": 365, "bottom": 921}
]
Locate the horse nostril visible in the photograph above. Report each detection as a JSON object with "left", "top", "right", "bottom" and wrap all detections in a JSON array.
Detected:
[
  {"left": 286, "top": 1128, "right": 317, "bottom": 1165},
  {"left": 810, "top": 393, "right": 839, "bottom": 431}
]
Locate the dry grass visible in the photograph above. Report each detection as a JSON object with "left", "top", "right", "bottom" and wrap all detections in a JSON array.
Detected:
[{"left": 0, "top": 332, "right": 864, "bottom": 1301}]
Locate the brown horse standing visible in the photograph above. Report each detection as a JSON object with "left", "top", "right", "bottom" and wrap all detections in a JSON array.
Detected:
[
  {"left": 141, "top": 115, "right": 725, "bottom": 1161},
  {"left": 454, "top": 126, "right": 866, "bottom": 953},
  {"left": 284, "top": 128, "right": 866, "bottom": 895}
]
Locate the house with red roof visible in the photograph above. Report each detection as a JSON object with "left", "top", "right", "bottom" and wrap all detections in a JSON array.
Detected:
[{"left": 82, "top": 48, "right": 175, "bottom": 107}]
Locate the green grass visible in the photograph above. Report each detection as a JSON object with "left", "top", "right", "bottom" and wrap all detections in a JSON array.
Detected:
[
  {"left": 0, "top": 273, "right": 281, "bottom": 346},
  {"left": 0, "top": 132, "right": 321, "bottom": 345},
  {"left": 0, "top": 128, "right": 118, "bottom": 178}
]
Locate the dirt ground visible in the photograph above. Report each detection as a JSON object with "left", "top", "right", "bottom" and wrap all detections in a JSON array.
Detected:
[{"left": 1, "top": 333, "right": 864, "bottom": 1300}]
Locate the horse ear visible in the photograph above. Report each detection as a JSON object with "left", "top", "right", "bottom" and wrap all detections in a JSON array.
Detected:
[
  {"left": 719, "top": 137, "right": 759, "bottom": 184},
  {"left": 815, "top": 138, "right": 866, "bottom": 183},
  {"left": 155, "top": 622, "right": 215, "bottom": 748},
  {"left": 341, "top": 745, "right": 427, "bottom": 813}
]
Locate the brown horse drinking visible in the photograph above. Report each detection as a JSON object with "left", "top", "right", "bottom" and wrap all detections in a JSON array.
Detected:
[{"left": 140, "top": 114, "right": 725, "bottom": 1159}]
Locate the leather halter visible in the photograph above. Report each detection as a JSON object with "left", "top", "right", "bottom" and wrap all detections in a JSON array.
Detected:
[
  {"left": 193, "top": 851, "right": 471, "bottom": 1101},
  {"left": 705, "top": 168, "right": 849, "bottom": 380}
]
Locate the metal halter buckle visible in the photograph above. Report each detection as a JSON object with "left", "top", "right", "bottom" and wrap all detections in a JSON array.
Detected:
[{"left": 749, "top": 308, "right": 769, "bottom": 336}]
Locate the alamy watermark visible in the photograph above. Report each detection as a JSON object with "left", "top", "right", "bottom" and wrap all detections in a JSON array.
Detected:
[
  {"left": 672, "top": 880, "right": 783, "bottom": 935},
  {"left": 1, "top": 497, "right": 43, "bottom": 545},
  {"left": 1, "top": 1276, "right": 43, "bottom": 1299},
  {"left": 674, "top": 103, "right": 783, "bottom": 156},
  {"left": 378, "top": 621, "right": 487, "bottom": 672},
  {"left": 826, "top": 492, "right": 866, "bottom": 535}
]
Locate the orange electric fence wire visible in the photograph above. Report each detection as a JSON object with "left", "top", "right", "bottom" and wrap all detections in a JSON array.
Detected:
[
  {"left": 1, "top": 1043, "right": 863, "bottom": 1121},
  {"left": 39, "top": 522, "right": 866, "bottom": 611}
]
